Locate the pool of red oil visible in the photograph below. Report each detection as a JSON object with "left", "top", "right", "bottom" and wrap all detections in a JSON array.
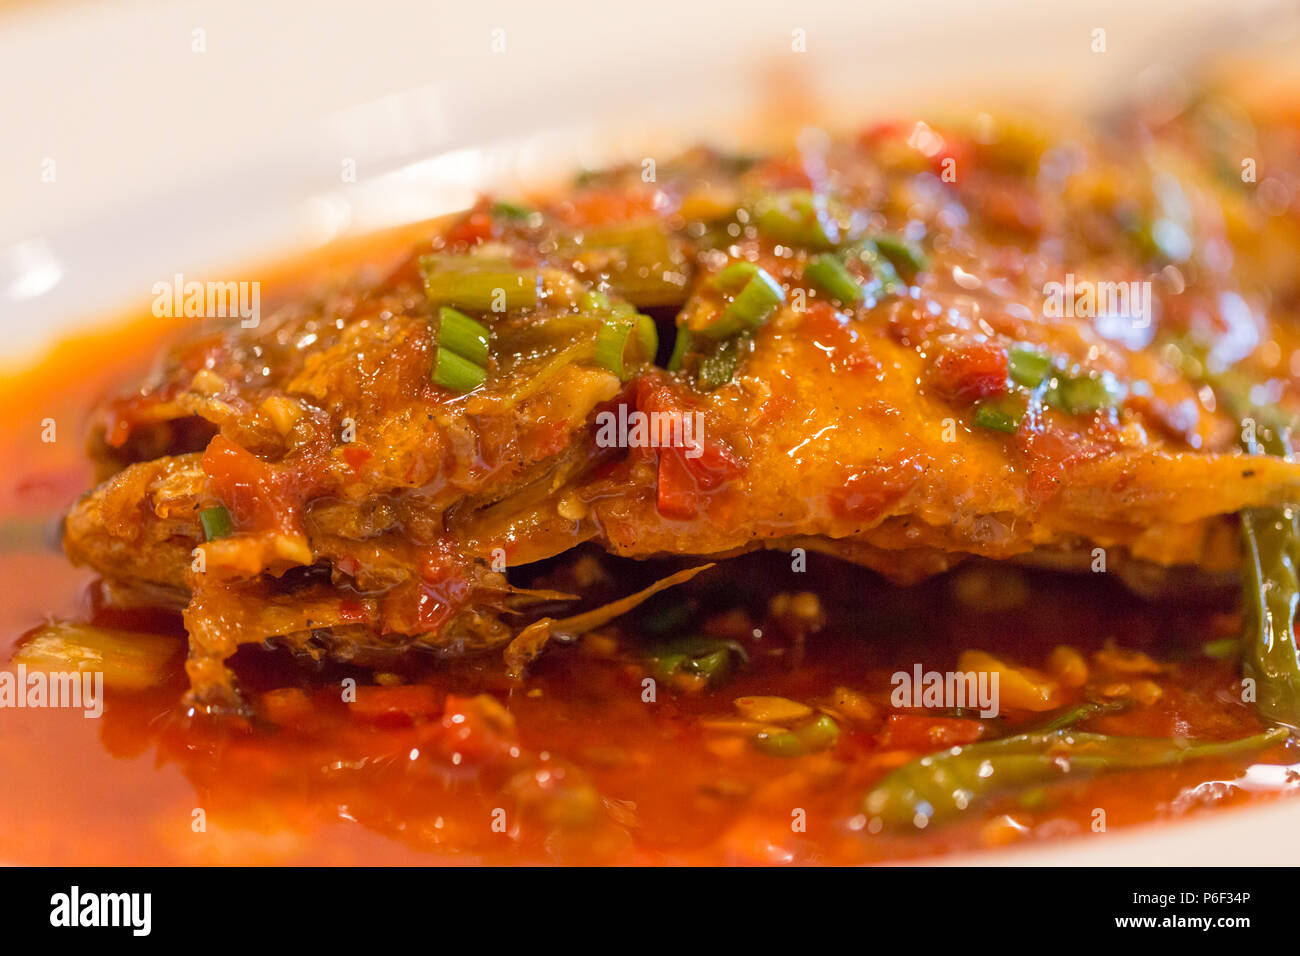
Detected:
[{"left": 1, "top": 265, "right": 1296, "bottom": 865}]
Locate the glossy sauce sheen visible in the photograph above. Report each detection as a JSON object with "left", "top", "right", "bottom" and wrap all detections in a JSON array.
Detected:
[
  {"left": 0, "top": 296, "right": 1297, "bottom": 864},
  {"left": 12, "top": 98, "right": 1300, "bottom": 862}
]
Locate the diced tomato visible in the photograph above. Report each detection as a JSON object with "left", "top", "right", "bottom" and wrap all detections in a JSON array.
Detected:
[
  {"left": 655, "top": 447, "right": 699, "bottom": 520},
  {"left": 443, "top": 207, "right": 497, "bottom": 246},
  {"left": 749, "top": 154, "right": 815, "bottom": 191},
  {"left": 636, "top": 379, "right": 744, "bottom": 520},
  {"left": 201, "top": 434, "right": 299, "bottom": 534},
  {"left": 979, "top": 180, "right": 1044, "bottom": 235},
  {"left": 1017, "top": 422, "right": 1113, "bottom": 504},
  {"left": 526, "top": 419, "right": 572, "bottom": 459},
  {"left": 801, "top": 302, "right": 878, "bottom": 373},
  {"left": 829, "top": 455, "right": 923, "bottom": 523},
  {"left": 876, "top": 714, "right": 986, "bottom": 750},
  {"left": 340, "top": 445, "right": 371, "bottom": 473},
  {"left": 928, "top": 342, "right": 1009, "bottom": 403},
  {"left": 556, "top": 187, "right": 662, "bottom": 227},
  {"left": 856, "top": 120, "right": 910, "bottom": 148},
  {"left": 337, "top": 598, "right": 370, "bottom": 623}
]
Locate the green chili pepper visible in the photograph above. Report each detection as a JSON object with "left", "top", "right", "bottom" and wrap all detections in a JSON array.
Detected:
[
  {"left": 1170, "top": 338, "right": 1300, "bottom": 730},
  {"left": 755, "top": 713, "right": 840, "bottom": 757},
  {"left": 1240, "top": 507, "right": 1300, "bottom": 729},
  {"left": 699, "top": 265, "right": 784, "bottom": 340},
  {"left": 431, "top": 347, "right": 487, "bottom": 393},
  {"left": 1031, "top": 697, "right": 1132, "bottom": 733},
  {"left": 436, "top": 307, "right": 490, "bottom": 365},
  {"left": 863, "top": 727, "right": 1287, "bottom": 830},
  {"left": 646, "top": 635, "right": 747, "bottom": 688}
]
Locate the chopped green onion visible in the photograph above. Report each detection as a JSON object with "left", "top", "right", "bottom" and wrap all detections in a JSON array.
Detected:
[
  {"left": 1007, "top": 344, "right": 1053, "bottom": 387},
  {"left": 432, "top": 346, "right": 487, "bottom": 393},
  {"left": 973, "top": 400, "right": 1024, "bottom": 434},
  {"left": 850, "top": 243, "right": 902, "bottom": 295},
  {"left": 436, "top": 307, "right": 490, "bottom": 365},
  {"left": 579, "top": 290, "right": 613, "bottom": 313},
  {"left": 490, "top": 200, "right": 533, "bottom": 220},
  {"left": 803, "top": 254, "right": 864, "bottom": 306},
  {"left": 697, "top": 334, "right": 751, "bottom": 390},
  {"left": 594, "top": 313, "right": 658, "bottom": 380},
  {"left": 700, "top": 267, "right": 785, "bottom": 340},
  {"left": 564, "top": 219, "right": 686, "bottom": 307},
  {"left": 199, "top": 505, "right": 234, "bottom": 541},
  {"left": 873, "top": 234, "right": 928, "bottom": 276},
  {"left": 667, "top": 327, "right": 693, "bottom": 372},
  {"left": 635, "top": 315, "right": 658, "bottom": 366},
  {"left": 753, "top": 190, "right": 840, "bottom": 250},
  {"left": 1048, "top": 370, "right": 1125, "bottom": 415},
  {"left": 711, "top": 261, "right": 760, "bottom": 292},
  {"left": 419, "top": 254, "right": 539, "bottom": 312}
]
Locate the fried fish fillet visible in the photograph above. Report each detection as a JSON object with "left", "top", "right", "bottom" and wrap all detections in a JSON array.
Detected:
[{"left": 64, "top": 114, "right": 1300, "bottom": 709}]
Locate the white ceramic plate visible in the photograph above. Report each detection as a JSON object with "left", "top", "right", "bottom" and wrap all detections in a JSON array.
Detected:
[{"left": 4, "top": 0, "right": 1300, "bottom": 864}]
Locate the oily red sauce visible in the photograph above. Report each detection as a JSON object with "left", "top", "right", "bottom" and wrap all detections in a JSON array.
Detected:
[{"left": 1, "top": 249, "right": 1298, "bottom": 865}]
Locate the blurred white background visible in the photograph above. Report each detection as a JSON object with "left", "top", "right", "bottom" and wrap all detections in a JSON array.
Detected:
[{"left": 0, "top": 0, "right": 1297, "bottom": 354}]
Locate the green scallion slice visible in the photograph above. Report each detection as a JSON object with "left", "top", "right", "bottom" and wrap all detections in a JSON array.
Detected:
[
  {"left": 419, "top": 254, "right": 540, "bottom": 312},
  {"left": 697, "top": 334, "right": 751, "bottom": 390},
  {"left": 803, "top": 254, "right": 864, "bottom": 306},
  {"left": 973, "top": 401, "right": 1024, "bottom": 434},
  {"left": 667, "top": 327, "right": 693, "bottom": 372},
  {"left": 199, "top": 505, "right": 234, "bottom": 541},
  {"left": 711, "top": 261, "right": 760, "bottom": 293},
  {"left": 579, "top": 289, "right": 613, "bottom": 313},
  {"left": 873, "top": 234, "right": 928, "bottom": 276},
  {"left": 594, "top": 313, "right": 658, "bottom": 380},
  {"left": 436, "top": 307, "right": 490, "bottom": 365},
  {"left": 634, "top": 315, "right": 658, "bottom": 366},
  {"left": 490, "top": 200, "right": 533, "bottom": 220},
  {"left": 700, "top": 266, "right": 785, "bottom": 340},
  {"left": 753, "top": 190, "right": 840, "bottom": 250},
  {"left": 432, "top": 346, "right": 487, "bottom": 393},
  {"left": 1007, "top": 344, "right": 1053, "bottom": 387},
  {"left": 1049, "top": 370, "right": 1125, "bottom": 415}
]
